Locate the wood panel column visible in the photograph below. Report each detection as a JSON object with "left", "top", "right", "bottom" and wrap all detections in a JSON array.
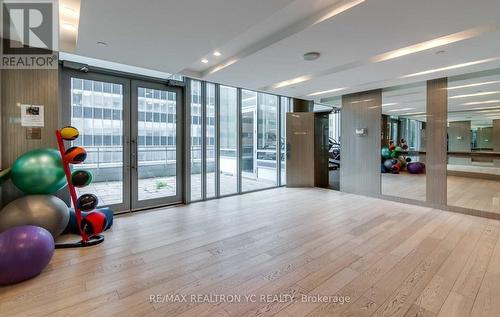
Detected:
[
  {"left": 340, "top": 90, "right": 382, "bottom": 196},
  {"left": 426, "top": 78, "right": 448, "bottom": 207}
]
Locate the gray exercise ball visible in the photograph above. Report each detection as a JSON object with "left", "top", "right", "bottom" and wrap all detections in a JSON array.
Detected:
[{"left": 0, "top": 195, "right": 70, "bottom": 238}]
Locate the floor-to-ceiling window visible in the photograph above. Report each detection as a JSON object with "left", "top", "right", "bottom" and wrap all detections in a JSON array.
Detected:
[
  {"left": 241, "top": 93, "right": 278, "bottom": 191},
  {"left": 219, "top": 85, "right": 238, "bottom": 196},
  {"left": 188, "top": 81, "right": 290, "bottom": 201},
  {"left": 280, "top": 97, "right": 290, "bottom": 185},
  {"left": 190, "top": 80, "right": 202, "bottom": 201},
  {"left": 241, "top": 91, "right": 278, "bottom": 191},
  {"left": 206, "top": 83, "right": 217, "bottom": 199}
]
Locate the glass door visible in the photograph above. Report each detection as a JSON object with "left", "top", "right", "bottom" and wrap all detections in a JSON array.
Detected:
[
  {"left": 63, "top": 70, "right": 184, "bottom": 212},
  {"left": 63, "top": 71, "right": 132, "bottom": 212},
  {"left": 131, "top": 80, "right": 183, "bottom": 209}
]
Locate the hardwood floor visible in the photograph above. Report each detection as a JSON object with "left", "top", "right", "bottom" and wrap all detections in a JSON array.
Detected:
[
  {"left": 1, "top": 187, "right": 500, "bottom": 317},
  {"left": 382, "top": 173, "right": 500, "bottom": 214}
]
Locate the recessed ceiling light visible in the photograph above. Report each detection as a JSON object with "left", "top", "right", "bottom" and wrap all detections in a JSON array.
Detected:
[
  {"left": 450, "top": 91, "right": 500, "bottom": 99},
  {"left": 307, "top": 87, "right": 345, "bottom": 96},
  {"left": 401, "top": 57, "right": 500, "bottom": 78},
  {"left": 447, "top": 80, "right": 500, "bottom": 90},
  {"left": 201, "top": 59, "right": 209, "bottom": 64},
  {"left": 96, "top": 41, "right": 108, "bottom": 47},
  {"left": 213, "top": 51, "right": 221, "bottom": 57},
  {"left": 304, "top": 52, "right": 321, "bottom": 61}
]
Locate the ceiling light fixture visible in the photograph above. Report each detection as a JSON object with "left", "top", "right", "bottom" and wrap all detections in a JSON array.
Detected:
[
  {"left": 388, "top": 108, "right": 415, "bottom": 112},
  {"left": 307, "top": 87, "right": 346, "bottom": 96},
  {"left": 201, "top": 59, "right": 209, "bottom": 64},
  {"left": 213, "top": 51, "right": 222, "bottom": 57},
  {"left": 401, "top": 57, "right": 500, "bottom": 78},
  {"left": 447, "top": 80, "right": 500, "bottom": 90},
  {"left": 449, "top": 91, "right": 500, "bottom": 99},
  {"left": 272, "top": 75, "right": 314, "bottom": 89},
  {"left": 372, "top": 30, "right": 484, "bottom": 63},
  {"left": 314, "top": 0, "right": 365, "bottom": 25},
  {"left": 208, "top": 59, "right": 239, "bottom": 75}
]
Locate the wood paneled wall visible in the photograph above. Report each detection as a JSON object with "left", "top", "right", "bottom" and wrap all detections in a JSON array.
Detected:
[
  {"left": 0, "top": 69, "right": 59, "bottom": 205},
  {"left": 426, "top": 78, "right": 448, "bottom": 207},
  {"left": 340, "top": 90, "right": 381, "bottom": 196},
  {"left": 286, "top": 112, "right": 315, "bottom": 187}
]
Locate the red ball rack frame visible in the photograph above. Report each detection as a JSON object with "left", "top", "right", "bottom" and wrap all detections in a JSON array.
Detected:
[{"left": 55, "top": 130, "right": 104, "bottom": 248}]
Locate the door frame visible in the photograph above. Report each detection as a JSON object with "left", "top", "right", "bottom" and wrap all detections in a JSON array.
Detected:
[
  {"left": 130, "top": 80, "right": 183, "bottom": 210},
  {"left": 61, "top": 68, "right": 185, "bottom": 213},
  {"left": 61, "top": 69, "right": 132, "bottom": 212}
]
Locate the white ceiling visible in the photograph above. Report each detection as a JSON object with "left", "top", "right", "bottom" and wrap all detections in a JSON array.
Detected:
[{"left": 71, "top": 0, "right": 500, "bottom": 103}]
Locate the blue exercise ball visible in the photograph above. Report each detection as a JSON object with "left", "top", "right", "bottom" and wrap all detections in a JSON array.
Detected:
[{"left": 0, "top": 225, "right": 54, "bottom": 285}]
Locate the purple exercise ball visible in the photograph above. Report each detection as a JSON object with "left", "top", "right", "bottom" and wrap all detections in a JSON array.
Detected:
[
  {"left": 0, "top": 225, "right": 55, "bottom": 285},
  {"left": 407, "top": 162, "right": 425, "bottom": 174}
]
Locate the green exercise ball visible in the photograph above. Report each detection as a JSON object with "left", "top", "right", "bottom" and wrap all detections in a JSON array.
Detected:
[
  {"left": 381, "top": 146, "right": 391, "bottom": 159},
  {"left": 11, "top": 148, "right": 67, "bottom": 195},
  {"left": 390, "top": 150, "right": 398, "bottom": 158}
]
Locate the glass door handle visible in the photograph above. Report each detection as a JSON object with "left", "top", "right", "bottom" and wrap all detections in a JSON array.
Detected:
[{"left": 131, "top": 139, "right": 137, "bottom": 169}]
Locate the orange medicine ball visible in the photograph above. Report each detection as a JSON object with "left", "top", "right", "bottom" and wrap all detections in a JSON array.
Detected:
[
  {"left": 64, "top": 147, "right": 87, "bottom": 164},
  {"left": 60, "top": 126, "right": 79, "bottom": 141}
]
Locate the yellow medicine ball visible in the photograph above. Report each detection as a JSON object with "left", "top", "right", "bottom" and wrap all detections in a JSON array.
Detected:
[{"left": 60, "top": 126, "right": 79, "bottom": 141}]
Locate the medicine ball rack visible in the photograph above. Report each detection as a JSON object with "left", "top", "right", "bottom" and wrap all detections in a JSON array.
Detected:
[{"left": 54, "top": 129, "right": 104, "bottom": 249}]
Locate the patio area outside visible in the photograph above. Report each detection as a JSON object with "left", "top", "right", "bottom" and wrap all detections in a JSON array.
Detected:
[{"left": 77, "top": 172, "right": 276, "bottom": 207}]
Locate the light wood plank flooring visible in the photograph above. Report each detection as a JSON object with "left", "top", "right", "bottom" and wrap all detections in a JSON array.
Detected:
[
  {"left": 382, "top": 173, "right": 500, "bottom": 213},
  {"left": 1, "top": 188, "right": 500, "bottom": 317}
]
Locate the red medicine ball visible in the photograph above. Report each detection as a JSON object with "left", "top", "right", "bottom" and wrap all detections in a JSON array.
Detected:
[{"left": 81, "top": 211, "right": 107, "bottom": 235}]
